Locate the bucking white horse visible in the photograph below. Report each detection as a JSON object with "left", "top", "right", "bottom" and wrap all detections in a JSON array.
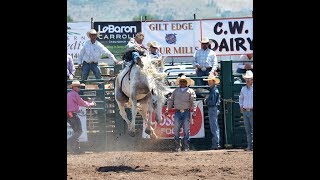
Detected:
[{"left": 115, "top": 55, "right": 170, "bottom": 137}]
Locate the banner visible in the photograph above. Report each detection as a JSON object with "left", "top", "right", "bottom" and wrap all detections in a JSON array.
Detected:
[
  {"left": 93, "top": 21, "right": 141, "bottom": 58},
  {"left": 201, "top": 17, "right": 253, "bottom": 55},
  {"left": 142, "top": 100, "right": 205, "bottom": 139},
  {"left": 67, "top": 106, "right": 88, "bottom": 142},
  {"left": 67, "top": 22, "right": 91, "bottom": 60},
  {"left": 142, "top": 20, "right": 201, "bottom": 57}
]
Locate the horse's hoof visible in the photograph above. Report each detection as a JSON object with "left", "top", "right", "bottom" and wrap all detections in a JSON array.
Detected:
[
  {"left": 145, "top": 129, "right": 151, "bottom": 135},
  {"left": 128, "top": 131, "right": 135, "bottom": 137}
]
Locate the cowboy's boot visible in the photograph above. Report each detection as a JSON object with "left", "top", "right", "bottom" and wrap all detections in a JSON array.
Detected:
[{"left": 175, "top": 139, "right": 182, "bottom": 152}]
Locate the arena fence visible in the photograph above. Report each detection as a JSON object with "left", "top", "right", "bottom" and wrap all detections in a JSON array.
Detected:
[{"left": 67, "top": 60, "right": 251, "bottom": 152}]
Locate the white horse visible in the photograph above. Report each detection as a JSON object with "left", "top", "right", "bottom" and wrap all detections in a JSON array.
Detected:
[{"left": 115, "top": 55, "right": 170, "bottom": 137}]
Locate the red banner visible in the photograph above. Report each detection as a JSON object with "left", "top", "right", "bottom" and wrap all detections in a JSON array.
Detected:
[{"left": 142, "top": 101, "right": 205, "bottom": 139}]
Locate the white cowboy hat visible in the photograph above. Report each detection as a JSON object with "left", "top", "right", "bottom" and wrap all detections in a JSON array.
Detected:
[
  {"left": 86, "top": 29, "right": 100, "bottom": 38},
  {"left": 199, "top": 37, "right": 210, "bottom": 43},
  {"left": 176, "top": 75, "right": 193, "bottom": 86},
  {"left": 68, "top": 80, "right": 85, "bottom": 88},
  {"left": 203, "top": 74, "right": 220, "bottom": 84},
  {"left": 147, "top": 41, "right": 160, "bottom": 48},
  {"left": 242, "top": 70, "right": 253, "bottom": 79}
]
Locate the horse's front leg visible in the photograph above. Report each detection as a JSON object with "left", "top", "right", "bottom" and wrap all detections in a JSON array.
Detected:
[{"left": 140, "top": 103, "right": 158, "bottom": 139}]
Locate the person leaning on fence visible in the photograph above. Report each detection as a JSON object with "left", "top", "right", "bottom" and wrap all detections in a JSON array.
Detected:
[
  {"left": 122, "top": 32, "right": 147, "bottom": 68},
  {"left": 203, "top": 74, "right": 221, "bottom": 150},
  {"left": 67, "top": 54, "right": 76, "bottom": 80},
  {"left": 77, "top": 29, "right": 121, "bottom": 81},
  {"left": 193, "top": 37, "right": 218, "bottom": 86},
  {"left": 67, "top": 80, "right": 96, "bottom": 154},
  {"left": 165, "top": 75, "right": 197, "bottom": 152},
  {"left": 239, "top": 70, "right": 253, "bottom": 151},
  {"left": 237, "top": 53, "right": 253, "bottom": 74}
]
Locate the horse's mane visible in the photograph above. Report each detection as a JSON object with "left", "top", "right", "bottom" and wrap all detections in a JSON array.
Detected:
[{"left": 140, "top": 55, "right": 171, "bottom": 104}]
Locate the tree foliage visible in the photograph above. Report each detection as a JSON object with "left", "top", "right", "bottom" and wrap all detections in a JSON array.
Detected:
[{"left": 67, "top": 15, "right": 74, "bottom": 22}]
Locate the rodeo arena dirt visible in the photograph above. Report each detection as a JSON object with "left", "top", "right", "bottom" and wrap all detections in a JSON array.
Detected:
[{"left": 67, "top": 149, "right": 253, "bottom": 180}]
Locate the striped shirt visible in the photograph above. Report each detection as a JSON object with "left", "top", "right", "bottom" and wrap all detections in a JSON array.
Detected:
[{"left": 239, "top": 85, "right": 253, "bottom": 109}]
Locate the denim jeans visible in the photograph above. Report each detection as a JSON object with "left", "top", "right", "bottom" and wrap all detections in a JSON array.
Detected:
[
  {"left": 196, "top": 67, "right": 212, "bottom": 86},
  {"left": 243, "top": 111, "right": 253, "bottom": 149},
  {"left": 208, "top": 106, "right": 220, "bottom": 149},
  {"left": 81, "top": 62, "right": 102, "bottom": 80},
  {"left": 173, "top": 111, "right": 190, "bottom": 148}
]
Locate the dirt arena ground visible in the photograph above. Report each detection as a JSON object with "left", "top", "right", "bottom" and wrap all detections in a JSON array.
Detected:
[{"left": 67, "top": 149, "right": 253, "bottom": 180}]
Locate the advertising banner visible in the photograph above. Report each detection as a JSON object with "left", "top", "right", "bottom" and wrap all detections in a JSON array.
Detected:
[
  {"left": 67, "top": 22, "right": 91, "bottom": 60},
  {"left": 142, "top": 20, "right": 201, "bottom": 57},
  {"left": 201, "top": 17, "right": 253, "bottom": 55},
  {"left": 93, "top": 21, "right": 141, "bottom": 58}
]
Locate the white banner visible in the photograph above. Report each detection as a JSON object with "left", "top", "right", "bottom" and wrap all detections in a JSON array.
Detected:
[
  {"left": 67, "top": 22, "right": 91, "bottom": 60},
  {"left": 201, "top": 17, "right": 253, "bottom": 55},
  {"left": 142, "top": 100, "right": 205, "bottom": 139},
  {"left": 67, "top": 106, "right": 88, "bottom": 142},
  {"left": 142, "top": 21, "right": 201, "bottom": 57}
]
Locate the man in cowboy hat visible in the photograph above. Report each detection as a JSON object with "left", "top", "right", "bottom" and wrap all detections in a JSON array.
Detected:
[
  {"left": 147, "top": 41, "right": 164, "bottom": 72},
  {"left": 193, "top": 37, "right": 218, "bottom": 86},
  {"left": 67, "top": 80, "right": 96, "bottom": 154},
  {"left": 239, "top": 70, "right": 253, "bottom": 151},
  {"left": 165, "top": 75, "right": 197, "bottom": 152},
  {"left": 122, "top": 32, "right": 147, "bottom": 68},
  {"left": 203, "top": 74, "right": 221, "bottom": 150},
  {"left": 78, "top": 29, "right": 120, "bottom": 81}
]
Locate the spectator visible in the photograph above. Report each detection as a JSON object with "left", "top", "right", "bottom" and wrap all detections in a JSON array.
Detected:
[
  {"left": 193, "top": 37, "right": 218, "bottom": 86},
  {"left": 67, "top": 54, "right": 76, "bottom": 80},
  {"left": 239, "top": 70, "right": 253, "bottom": 151},
  {"left": 236, "top": 53, "right": 253, "bottom": 74},
  {"left": 165, "top": 75, "right": 197, "bottom": 152},
  {"left": 78, "top": 29, "right": 120, "bottom": 81},
  {"left": 67, "top": 80, "right": 96, "bottom": 154},
  {"left": 203, "top": 74, "right": 221, "bottom": 150},
  {"left": 122, "top": 32, "right": 147, "bottom": 68}
]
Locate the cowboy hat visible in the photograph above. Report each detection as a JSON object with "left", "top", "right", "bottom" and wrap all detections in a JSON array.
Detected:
[
  {"left": 86, "top": 29, "right": 100, "bottom": 38},
  {"left": 203, "top": 74, "right": 220, "bottom": 84},
  {"left": 176, "top": 75, "right": 193, "bottom": 86},
  {"left": 147, "top": 41, "right": 160, "bottom": 48},
  {"left": 242, "top": 70, "right": 253, "bottom": 79},
  {"left": 68, "top": 80, "right": 85, "bottom": 88},
  {"left": 199, "top": 37, "right": 210, "bottom": 43}
]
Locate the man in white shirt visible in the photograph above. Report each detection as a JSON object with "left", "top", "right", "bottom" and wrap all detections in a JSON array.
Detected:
[{"left": 78, "top": 29, "right": 120, "bottom": 81}]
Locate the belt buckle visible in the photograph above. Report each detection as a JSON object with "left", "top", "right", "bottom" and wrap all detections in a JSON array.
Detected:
[
  {"left": 201, "top": 67, "right": 207, "bottom": 71},
  {"left": 180, "top": 109, "right": 185, "bottom": 112}
]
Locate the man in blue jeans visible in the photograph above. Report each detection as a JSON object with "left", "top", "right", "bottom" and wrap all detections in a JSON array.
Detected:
[
  {"left": 239, "top": 70, "right": 253, "bottom": 151},
  {"left": 165, "top": 75, "right": 196, "bottom": 152},
  {"left": 203, "top": 74, "right": 221, "bottom": 150}
]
